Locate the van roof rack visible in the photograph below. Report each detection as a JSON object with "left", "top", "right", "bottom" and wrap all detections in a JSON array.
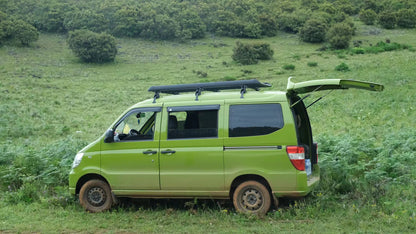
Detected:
[{"left": 148, "top": 79, "right": 271, "bottom": 102}]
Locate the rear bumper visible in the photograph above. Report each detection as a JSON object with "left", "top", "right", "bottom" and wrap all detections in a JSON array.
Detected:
[{"left": 273, "top": 166, "right": 320, "bottom": 197}]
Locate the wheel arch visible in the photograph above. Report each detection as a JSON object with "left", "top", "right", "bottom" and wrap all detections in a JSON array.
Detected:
[
  {"left": 76, "top": 173, "right": 110, "bottom": 195},
  {"left": 229, "top": 174, "right": 272, "bottom": 199}
]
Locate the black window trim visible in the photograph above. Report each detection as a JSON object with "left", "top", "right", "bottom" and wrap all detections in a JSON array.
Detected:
[{"left": 167, "top": 105, "right": 220, "bottom": 112}]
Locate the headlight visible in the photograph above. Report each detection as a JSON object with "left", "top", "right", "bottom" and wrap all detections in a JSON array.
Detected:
[{"left": 72, "top": 153, "right": 84, "bottom": 169}]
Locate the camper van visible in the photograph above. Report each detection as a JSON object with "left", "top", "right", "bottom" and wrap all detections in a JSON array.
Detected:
[{"left": 69, "top": 78, "right": 383, "bottom": 214}]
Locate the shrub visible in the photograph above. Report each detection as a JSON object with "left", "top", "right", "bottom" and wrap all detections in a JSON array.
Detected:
[
  {"left": 258, "top": 14, "right": 279, "bottom": 37},
  {"left": 232, "top": 41, "right": 274, "bottom": 65},
  {"left": 140, "top": 14, "right": 180, "bottom": 40},
  {"left": 378, "top": 11, "right": 397, "bottom": 29},
  {"left": 396, "top": 9, "right": 416, "bottom": 28},
  {"left": 283, "top": 64, "right": 295, "bottom": 70},
  {"left": 278, "top": 10, "right": 309, "bottom": 33},
  {"left": 333, "top": 0, "right": 357, "bottom": 15},
  {"left": 39, "top": 3, "right": 69, "bottom": 33},
  {"left": 363, "top": 0, "right": 383, "bottom": 13},
  {"left": 175, "top": 9, "right": 206, "bottom": 40},
  {"left": 63, "top": 10, "right": 109, "bottom": 33},
  {"left": 113, "top": 7, "right": 143, "bottom": 37},
  {"left": 67, "top": 30, "right": 117, "bottom": 63},
  {"left": 335, "top": 62, "right": 350, "bottom": 72},
  {"left": 254, "top": 43, "right": 274, "bottom": 60},
  {"left": 1, "top": 19, "right": 39, "bottom": 46},
  {"left": 326, "top": 23, "right": 353, "bottom": 49},
  {"left": 299, "top": 18, "right": 328, "bottom": 43},
  {"left": 307, "top": 61, "right": 318, "bottom": 67},
  {"left": 359, "top": 9, "right": 377, "bottom": 25}
]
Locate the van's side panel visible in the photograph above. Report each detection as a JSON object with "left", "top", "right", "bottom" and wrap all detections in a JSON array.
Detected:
[{"left": 223, "top": 99, "right": 299, "bottom": 194}]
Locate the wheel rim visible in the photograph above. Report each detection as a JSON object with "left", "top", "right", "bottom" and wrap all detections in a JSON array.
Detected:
[
  {"left": 87, "top": 187, "right": 107, "bottom": 207},
  {"left": 241, "top": 187, "right": 263, "bottom": 211}
]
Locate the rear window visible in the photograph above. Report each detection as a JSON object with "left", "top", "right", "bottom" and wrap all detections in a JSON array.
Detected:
[{"left": 229, "top": 104, "right": 284, "bottom": 137}]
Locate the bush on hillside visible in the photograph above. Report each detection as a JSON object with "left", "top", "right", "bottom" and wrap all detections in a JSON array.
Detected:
[
  {"left": 10, "top": 20, "right": 39, "bottom": 46},
  {"left": 278, "top": 10, "right": 309, "bottom": 33},
  {"left": 67, "top": 30, "right": 117, "bottom": 63},
  {"left": 37, "top": 2, "right": 69, "bottom": 33},
  {"left": 140, "top": 14, "right": 179, "bottom": 40},
  {"left": 113, "top": 7, "right": 143, "bottom": 37},
  {"left": 258, "top": 14, "right": 279, "bottom": 37},
  {"left": 333, "top": 0, "right": 357, "bottom": 15},
  {"left": 64, "top": 10, "right": 109, "bottom": 33},
  {"left": 335, "top": 62, "right": 350, "bottom": 72},
  {"left": 0, "top": 18, "right": 39, "bottom": 46},
  {"left": 232, "top": 41, "right": 273, "bottom": 65},
  {"left": 396, "top": 9, "right": 416, "bottom": 28},
  {"left": 175, "top": 9, "right": 206, "bottom": 40},
  {"left": 359, "top": 9, "right": 377, "bottom": 25},
  {"left": 326, "top": 23, "right": 353, "bottom": 49},
  {"left": 378, "top": 11, "right": 397, "bottom": 29},
  {"left": 362, "top": 0, "right": 383, "bottom": 13},
  {"left": 299, "top": 18, "right": 328, "bottom": 43}
]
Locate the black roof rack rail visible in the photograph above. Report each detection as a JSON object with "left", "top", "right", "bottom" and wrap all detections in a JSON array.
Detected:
[{"left": 148, "top": 79, "right": 271, "bottom": 102}]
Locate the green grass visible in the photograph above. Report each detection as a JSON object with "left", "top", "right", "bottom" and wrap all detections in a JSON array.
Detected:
[
  {"left": 1, "top": 23, "right": 416, "bottom": 232},
  {"left": 0, "top": 200, "right": 414, "bottom": 233}
]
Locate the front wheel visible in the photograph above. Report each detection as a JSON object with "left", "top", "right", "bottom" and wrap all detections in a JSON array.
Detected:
[
  {"left": 79, "top": 179, "right": 113, "bottom": 213},
  {"left": 233, "top": 180, "right": 271, "bottom": 215}
]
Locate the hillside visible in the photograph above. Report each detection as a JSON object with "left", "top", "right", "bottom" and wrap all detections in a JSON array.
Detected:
[{"left": 1, "top": 0, "right": 416, "bottom": 232}]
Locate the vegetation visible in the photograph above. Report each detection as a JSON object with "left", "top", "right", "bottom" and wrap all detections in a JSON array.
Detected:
[
  {"left": 1, "top": 0, "right": 416, "bottom": 232},
  {"left": 232, "top": 41, "right": 273, "bottom": 65},
  {"left": 326, "top": 23, "right": 354, "bottom": 49},
  {"left": 396, "top": 9, "right": 416, "bottom": 28},
  {"left": 0, "top": 12, "right": 39, "bottom": 46},
  {"left": 67, "top": 30, "right": 117, "bottom": 63},
  {"left": 299, "top": 18, "right": 328, "bottom": 43},
  {"left": 334, "top": 62, "right": 350, "bottom": 72},
  {"left": 378, "top": 11, "right": 397, "bottom": 29},
  {"left": 359, "top": 9, "right": 377, "bottom": 25}
]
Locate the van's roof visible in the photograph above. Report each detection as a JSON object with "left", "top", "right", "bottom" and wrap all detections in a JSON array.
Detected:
[{"left": 131, "top": 90, "right": 288, "bottom": 108}]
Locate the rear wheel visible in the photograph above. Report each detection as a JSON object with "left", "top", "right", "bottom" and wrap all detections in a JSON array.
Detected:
[
  {"left": 79, "top": 179, "right": 113, "bottom": 212},
  {"left": 233, "top": 180, "right": 271, "bottom": 215}
]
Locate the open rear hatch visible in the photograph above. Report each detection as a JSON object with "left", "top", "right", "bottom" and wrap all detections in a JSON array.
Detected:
[
  {"left": 287, "top": 77, "right": 384, "bottom": 94},
  {"left": 286, "top": 77, "right": 384, "bottom": 176}
]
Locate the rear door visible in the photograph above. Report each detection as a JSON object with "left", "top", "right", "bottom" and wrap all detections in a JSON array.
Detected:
[
  {"left": 223, "top": 102, "right": 298, "bottom": 192},
  {"left": 287, "top": 78, "right": 384, "bottom": 94}
]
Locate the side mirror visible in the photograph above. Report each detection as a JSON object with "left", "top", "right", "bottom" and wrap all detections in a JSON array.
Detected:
[{"left": 104, "top": 129, "right": 114, "bottom": 143}]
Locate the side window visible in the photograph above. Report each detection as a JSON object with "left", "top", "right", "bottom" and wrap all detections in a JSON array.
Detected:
[
  {"left": 114, "top": 110, "right": 157, "bottom": 141},
  {"left": 167, "top": 106, "right": 219, "bottom": 139},
  {"left": 229, "top": 103, "right": 284, "bottom": 137}
]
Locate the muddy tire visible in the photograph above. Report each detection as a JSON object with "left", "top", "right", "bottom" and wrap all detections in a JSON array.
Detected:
[
  {"left": 79, "top": 179, "right": 113, "bottom": 213},
  {"left": 233, "top": 180, "right": 271, "bottom": 215}
]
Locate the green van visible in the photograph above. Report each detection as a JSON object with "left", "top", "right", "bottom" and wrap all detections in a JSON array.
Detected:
[{"left": 69, "top": 78, "right": 383, "bottom": 214}]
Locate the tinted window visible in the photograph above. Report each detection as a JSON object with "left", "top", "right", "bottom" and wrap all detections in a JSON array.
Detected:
[
  {"left": 229, "top": 104, "right": 284, "bottom": 137},
  {"left": 168, "top": 109, "right": 218, "bottom": 139}
]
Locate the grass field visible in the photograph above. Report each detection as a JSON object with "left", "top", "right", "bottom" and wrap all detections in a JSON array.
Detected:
[{"left": 1, "top": 20, "right": 416, "bottom": 232}]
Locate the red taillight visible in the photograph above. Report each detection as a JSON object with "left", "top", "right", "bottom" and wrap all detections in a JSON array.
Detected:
[{"left": 287, "top": 146, "right": 305, "bottom": 171}]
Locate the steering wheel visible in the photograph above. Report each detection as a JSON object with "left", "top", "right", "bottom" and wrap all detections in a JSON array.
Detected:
[{"left": 129, "top": 129, "right": 140, "bottom": 136}]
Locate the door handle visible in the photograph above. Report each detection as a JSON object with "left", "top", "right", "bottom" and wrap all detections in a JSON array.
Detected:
[
  {"left": 143, "top": 150, "right": 157, "bottom": 155},
  {"left": 161, "top": 150, "right": 176, "bottom": 155}
]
